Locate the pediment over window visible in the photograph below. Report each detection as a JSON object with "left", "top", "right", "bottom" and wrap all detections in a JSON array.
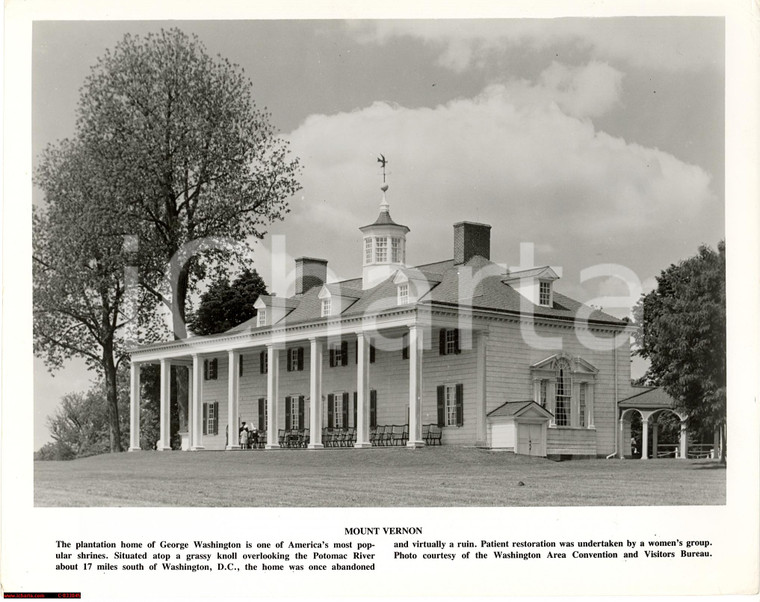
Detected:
[{"left": 531, "top": 353, "right": 598, "bottom": 375}]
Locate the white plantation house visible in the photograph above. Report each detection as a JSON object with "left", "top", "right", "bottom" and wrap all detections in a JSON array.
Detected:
[{"left": 127, "top": 186, "right": 692, "bottom": 459}]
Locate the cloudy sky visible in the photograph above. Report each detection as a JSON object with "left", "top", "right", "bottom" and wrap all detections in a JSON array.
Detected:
[{"left": 32, "top": 18, "right": 724, "bottom": 447}]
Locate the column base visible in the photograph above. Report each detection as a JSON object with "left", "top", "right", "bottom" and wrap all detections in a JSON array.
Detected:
[
  {"left": 307, "top": 443, "right": 324, "bottom": 450},
  {"left": 157, "top": 445, "right": 172, "bottom": 451},
  {"left": 353, "top": 442, "right": 372, "bottom": 449},
  {"left": 226, "top": 445, "right": 241, "bottom": 451},
  {"left": 406, "top": 440, "right": 425, "bottom": 449},
  {"left": 128, "top": 446, "right": 141, "bottom": 452},
  {"left": 265, "top": 444, "right": 281, "bottom": 450}
]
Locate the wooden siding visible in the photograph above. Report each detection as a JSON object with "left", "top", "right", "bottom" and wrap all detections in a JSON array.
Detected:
[{"left": 547, "top": 427, "right": 597, "bottom": 456}]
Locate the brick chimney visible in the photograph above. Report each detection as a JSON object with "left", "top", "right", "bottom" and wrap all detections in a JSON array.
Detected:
[
  {"left": 295, "top": 257, "right": 328, "bottom": 295},
  {"left": 453, "top": 222, "right": 491, "bottom": 265}
]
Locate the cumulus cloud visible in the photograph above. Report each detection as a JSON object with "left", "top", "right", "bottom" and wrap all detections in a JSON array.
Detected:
[
  {"left": 344, "top": 18, "right": 722, "bottom": 73},
  {"left": 271, "top": 61, "right": 715, "bottom": 304}
]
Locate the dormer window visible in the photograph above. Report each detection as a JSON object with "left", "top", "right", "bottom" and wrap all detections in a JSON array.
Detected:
[
  {"left": 539, "top": 281, "right": 552, "bottom": 307},
  {"left": 397, "top": 283, "right": 409, "bottom": 305},
  {"left": 257, "top": 308, "right": 266, "bottom": 327},
  {"left": 321, "top": 298, "right": 332, "bottom": 317}
]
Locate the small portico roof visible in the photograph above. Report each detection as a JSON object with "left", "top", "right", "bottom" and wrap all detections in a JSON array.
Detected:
[{"left": 618, "top": 387, "right": 676, "bottom": 410}]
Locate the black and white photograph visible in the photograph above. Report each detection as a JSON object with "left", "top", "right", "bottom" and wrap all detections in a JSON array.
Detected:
[{"left": 2, "top": 1, "right": 759, "bottom": 600}]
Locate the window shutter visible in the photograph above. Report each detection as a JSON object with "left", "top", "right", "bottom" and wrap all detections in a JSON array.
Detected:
[
  {"left": 370, "top": 390, "right": 377, "bottom": 427},
  {"left": 370, "top": 340, "right": 376, "bottom": 364},
  {"left": 341, "top": 341, "right": 349, "bottom": 366},
  {"left": 203, "top": 359, "right": 209, "bottom": 380},
  {"left": 342, "top": 392, "right": 350, "bottom": 426},
  {"left": 439, "top": 329, "right": 447, "bottom": 355},
  {"left": 402, "top": 334, "right": 409, "bottom": 360},
  {"left": 239, "top": 356, "right": 244, "bottom": 377},
  {"left": 299, "top": 396, "right": 305, "bottom": 429},
  {"left": 353, "top": 392, "right": 357, "bottom": 428},
  {"left": 260, "top": 351, "right": 266, "bottom": 374},
  {"left": 354, "top": 340, "right": 358, "bottom": 364},
  {"left": 285, "top": 398, "right": 292, "bottom": 430},
  {"left": 329, "top": 348, "right": 336, "bottom": 368},
  {"left": 203, "top": 403, "right": 208, "bottom": 435},
  {"left": 258, "top": 398, "right": 266, "bottom": 431},
  {"left": 286, "top": 351, "right": 292, "bottom": 372},
  {"left": 297, "top": 347, "right": 304, "bottom": 371},
  {"left": 453, "top": 329, "right": 461, "bottom": 354},
  {"left": 327, "top": 394, "right": 335, "bottom": 428},
  {"left": 210, "top": 359, "right": 218, "bottom": 380},
  {"left": 456, "top": 384, "right": 464, "bottom": 426},
  {"left": 437, "top": 386, "right": 445, "bottom": 427},
  {"left": 213, "top": 402, "right": 219, "bottom": 435}
]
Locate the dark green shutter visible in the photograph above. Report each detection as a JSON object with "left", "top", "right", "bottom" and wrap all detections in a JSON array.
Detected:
[
  {"left": 341, "top": 341, "right": 349, "bottom": 366},
  {"left": 285, "top": 398, "right": 291, "bottom": 430},
  {"left": 211, "top": 359, "right": 218, "bottom": 379},
  {"left": 203, "top": 360, "right": 209, "bottom": 380},
  {"left": 453, "top": 329, "right": 461, "bottom": 354},
  {"left": 370, "top": 390, "right": 377, "bottom": 427},
  {"left": 327, "top": 394, "right": 335, "bottom": 428},
  {"left": 355, "top": 340, "right": 358, "bottom": 364},
  {"left": 456, "top": 384, "right": 464, "bottom": 426},
  {"left": 203, "top": 403, "right": 208, "bottom": 435},
  {"left": 213, "top": 402, "right": 219, "bottom": 435},
  {"left": 299, "top": 396, "right": 305, "bottom": 429},
  {"left": 297, "top": 347, "right": 304, "bottom": 371},
  {"left": 402, "top": 334, "right": 409, "bottom": 360},
  {"left": 239, "top": 356, "right": 244, "bottom": 377},
  {"left": 286, "top": 350, "right": 292, "bottom": 372},
  {"left": 439, "top": 329, "right": 447, "bottom": 355},
  {"left": 353, "top": 392, "right": 358, "bottom": 428},
  {"left": 329, "top": 348, "right": 336, "bottom": 368},
  {"left": 437, "top": 386, "right": 445, "bottom": 426},
  {"left": 258, "top": 398, "right": 266, "bottom": 431},
  {"left": 260, "top": 351, "right": 266, "bottom": 374},
  {"left": 342, "top": 392, "right": 350, "bottom": 426},
  {"left": 370, "top": 340, "right": 376, "bottom": 364}
]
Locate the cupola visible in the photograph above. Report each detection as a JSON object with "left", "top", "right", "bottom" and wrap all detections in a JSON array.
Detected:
[{"left": 359, "top": 183, "right": 409, "bottom": 290}]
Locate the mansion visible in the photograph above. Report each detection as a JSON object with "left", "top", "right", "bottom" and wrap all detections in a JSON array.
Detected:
[{"left": 127, "top": 187, "right": 687, "bottom": 459}]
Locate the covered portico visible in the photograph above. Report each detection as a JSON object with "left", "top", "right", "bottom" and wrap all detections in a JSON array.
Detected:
[
  {"left": 617, "top": 388, "right": 688, "bottom": 459},
  {"left": 127, "top": 308, "right": 490, "bottom": 452}
]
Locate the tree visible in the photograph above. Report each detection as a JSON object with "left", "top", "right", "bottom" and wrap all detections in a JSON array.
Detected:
[
  {"left": 634, "top": 241, "right": 726, "bottom": 461},
  {"left": 74, "top": 28, "right": 300, "bottom": 339},
  {"left": 189, "top": 268, "right": 268, "bottom": 335},
  {"left": 43, "top": 376, "right": 130, "bottom": 459},
  {"left": 34, "top": 140, "right": 139, "bottom": 452}
]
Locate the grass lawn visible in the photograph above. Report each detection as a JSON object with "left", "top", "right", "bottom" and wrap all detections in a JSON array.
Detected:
[{"left": 34, "top": 447, "right": 725, "bottom": 507}]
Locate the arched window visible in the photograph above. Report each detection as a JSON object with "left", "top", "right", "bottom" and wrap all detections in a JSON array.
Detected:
[{"left": 555, "top": 358, "right": 571, "bottom": 426}]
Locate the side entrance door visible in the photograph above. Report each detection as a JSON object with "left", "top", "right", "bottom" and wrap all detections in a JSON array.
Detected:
[{"left": 516, "top": 422, "right": 545, "bottom": 456}]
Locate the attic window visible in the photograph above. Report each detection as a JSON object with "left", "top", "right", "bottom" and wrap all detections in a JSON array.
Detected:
[
  {"left": 539, "top": 281, "right": 552, "bottom": 306},
  {"left": 397, "top": 283, "right": 409, "bottom": 305},
  {"left": 321, "top": 298, "right": 332, "bottom": 317},
  {"left": 257, "top": 309, "right": 266, "bottom": 327}
]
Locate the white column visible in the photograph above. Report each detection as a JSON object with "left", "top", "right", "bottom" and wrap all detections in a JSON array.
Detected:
[
  {"left": 191, "top": 354, "right": 205, "bottom": 450},
  {"left": 641, "top": 415, "right": 649, "bottom": 460},
  {"left": 266, "top": 345, "right": 281, "bottom": 449},
  {"left": 587, "top": 384, "right": 595, "bottom": 429},
  {"left": 407, "top": 325, "right": 425, "bottom": 448},
  {"left": 185, "top": 366, "right": 193, "bottom": 450},
  {"left": 158, "top": 358, "right": 172, "bottom": 451},
  {"left": 308, "top": 337, "right": 324, "bottom": 449},
  {"left": 652, "top": 420, "right": 659, "bottom": 459},
  {"left": 227, "top": 350, "right": 240, "bottom": 450},
  {"left": 128, "top": 361, "right": 141, "bottom": 451},
  {"left": 475, "top": 331, "right": 488, "bottom": 447},
  {"left": 355, "top": 333, "right": 371, "bottom": 448},
  {"left": 679, "top": 421, "right": 688, "bottom": 460},
  {"left": 618, "top": 417, "right": 625, "bottom": 459}
]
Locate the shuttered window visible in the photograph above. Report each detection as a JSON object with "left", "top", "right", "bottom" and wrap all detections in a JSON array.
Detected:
[
  {"left": 258, "top": 398, "right": 267, "bottom": 431},
  {"left": 438, "top": 329, "right": 460, "bottom": 355},
  {"left": 437, "top": 384, "right": 463, "bottom": 427},
  {"left": 259, "top": 351, "right": 268, "bottom": 374},
  {"left": 202, "top": 402, "right": 219, "bottom": 435},
  {"left": 287, "top": 347, "right": 304, "bottom": 371},
  {"left": 204, "top": 358, "right": 218, "bottom": 380}
]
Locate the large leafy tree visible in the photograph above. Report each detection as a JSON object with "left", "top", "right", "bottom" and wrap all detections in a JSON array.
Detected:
[
  {"left": 75, "top": 28, "right": 300, "bottom": 339},
  {"left": 34, "top": 140, "right": 139, "bottom": 452},
  {"left": 189, "top": 268, "right": 268, "bottom": 335},
  {"left": 634, "top": 241, "right": 726, "bottom": 460}
]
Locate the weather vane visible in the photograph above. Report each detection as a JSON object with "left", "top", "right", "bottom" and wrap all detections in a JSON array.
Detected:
[{"left": 377, "top": 154, "right": 388, "bottom": 187}]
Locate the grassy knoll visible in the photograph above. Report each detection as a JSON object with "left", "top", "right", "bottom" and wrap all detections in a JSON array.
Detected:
[{"left": 34, "top": 447, "right": 725, "bottom": 507}]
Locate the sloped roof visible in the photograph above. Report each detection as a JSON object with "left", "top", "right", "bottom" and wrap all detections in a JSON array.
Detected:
[
  {"left": 487, "top": 400, "right": 553, "bottom": 419},
  {"left": 618, "top": 387, "right": 676, "bottom": 409},
  {"left": 360, "top": 209, "right": 409, "bottom": 231}
]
